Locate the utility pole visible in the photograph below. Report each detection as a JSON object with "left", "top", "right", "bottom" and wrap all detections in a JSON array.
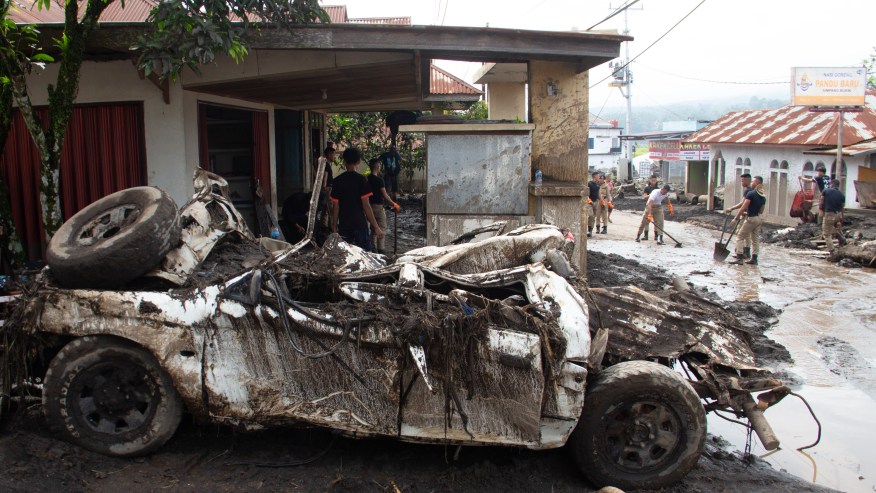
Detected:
[
  {"left": 621, "top": 7, "right": 633, "bottom": 163},
  {"left": 608, "top": 3, "right": 642, "bottom": 175}
]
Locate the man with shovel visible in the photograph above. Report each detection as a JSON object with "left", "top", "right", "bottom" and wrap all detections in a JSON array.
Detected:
[
  {"left": 636, "top": 184, "right": 674, "bottom": 244},
  {"left": 728, "top": 176, "right": 767, "bottom": 265},
  {"left": 724, "top": 173, "right": 753, "bottom": 259}
]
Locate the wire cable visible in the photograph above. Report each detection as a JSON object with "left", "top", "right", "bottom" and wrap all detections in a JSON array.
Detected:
[
  {"left": 790, "top": 391, "right": 822, "bottom": 451},
  {"left": 590, "top": 0, "right": 708, "bottom": 89},
  {"left": 586, "top": 0, "right": 640, "bottom": 31}
]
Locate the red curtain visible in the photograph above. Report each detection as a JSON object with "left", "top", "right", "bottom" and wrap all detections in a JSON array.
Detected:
[
  {"left": 0, "top": 103, "right": 147, "bottom": 262},
  {"left": 251, "top": 110, "right": 271, "bottom": 201}
]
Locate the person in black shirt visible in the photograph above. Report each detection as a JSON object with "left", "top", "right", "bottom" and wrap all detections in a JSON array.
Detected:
[
  {"left": 380, "top": 145, "right": 402, "bottom": 201},
  {"left": 367, "top": 158, "right": 401, "bottom": 254},
  {"left": 586, "top": 171, "right": 601, "bottom": 238},
  {"left": 330, "top": 148, "right": 383, "bottom": 251},
  {"left": 820, "top": 179, "right": 845, "bottom": 251},
  {"left": 729, "top": 176, "right": 766, "bottom": 265},
  {"left": 801, "top": 164, "right": 828, "bottom": 222}
]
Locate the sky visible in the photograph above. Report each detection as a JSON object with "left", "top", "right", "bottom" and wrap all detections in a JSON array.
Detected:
[{"left": 330, "top": 0, "right": 875, "bottom": 111}]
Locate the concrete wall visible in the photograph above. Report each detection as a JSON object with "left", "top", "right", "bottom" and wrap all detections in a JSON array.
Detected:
[
  {"left": 425, "top": 132, "right": 530, "bottom": 215},
  {"left": 486, "top": 82, "right": 526, "bottom": 121},
  {"left": 25, "top": 60, "right": 190, "bottom": 205},
  {"left": 23, "top": 60, "right": 288, "bottom": 210},
  {"left": 528, "top": 61, "right": 588, "bottom": 182}
]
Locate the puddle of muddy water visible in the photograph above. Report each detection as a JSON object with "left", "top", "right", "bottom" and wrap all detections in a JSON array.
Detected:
[{"left": 589, "top": 210, "right": 876, "bottom": 493}]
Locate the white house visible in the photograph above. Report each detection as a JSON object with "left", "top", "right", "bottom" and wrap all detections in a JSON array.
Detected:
[
  {"left": 685, "top": 90, "right": 876, "bottom": 225},
  {"left": 588, "top": 114, "right": 623, "bottom": 172}
]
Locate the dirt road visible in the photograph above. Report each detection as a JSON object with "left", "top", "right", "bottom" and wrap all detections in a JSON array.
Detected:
[{"left": 588, "top": 207, "right": 876, "bottom": 493}]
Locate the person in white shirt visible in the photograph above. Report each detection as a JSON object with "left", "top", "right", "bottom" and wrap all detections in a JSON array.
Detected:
[{"left": 636, "top": 184, "right": 674, "bottom": 245}]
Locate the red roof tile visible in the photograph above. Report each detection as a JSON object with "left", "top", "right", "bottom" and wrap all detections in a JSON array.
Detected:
[
  {"left": 685, "top": 89, "right": 876, "bottom": 147},
  {"left": 430, "top": 64, "right": 481, "bottom": 96}
]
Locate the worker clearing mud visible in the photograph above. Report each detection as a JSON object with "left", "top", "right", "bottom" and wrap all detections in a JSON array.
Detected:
[
  {"left": 596, "top": 173, "right": 612, "bottom": 233},
  {"left": 639, "top": 174, "right": 659, "bottom": 241},
  {"left": 724, "top": 172, "right": 753, "bottom": 259},
  {"left": 820, "top": 178, "right": 845, "bottom": 253},
  {"left": 728, "top": 175, "right": 767, "bottom": 265},
  {"left": 636, "top": 184, "right": 674, "bottom": 244},
  {"left": 586, "top": 171, "right": 600, "bottom": 238}
]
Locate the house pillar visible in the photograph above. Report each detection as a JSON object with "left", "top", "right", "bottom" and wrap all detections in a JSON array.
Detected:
[{"left": 528, "top": 60, "right": 590, "bottom": 271}]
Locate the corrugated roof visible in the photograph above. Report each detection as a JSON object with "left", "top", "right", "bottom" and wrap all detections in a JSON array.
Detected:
[
  {"left": 322, "top": 5, "right": 348, "bottom": 23},
  {"left": 349, "top": 16, "right": 411, "bottom": 25},
  {"left": 804, "top": 138, "right": 876, "bottom": 157},
  {"left": 430, "top": 64, "right": 481, "bottom": 96},
  {"left": 8, "top": 0, "right": 155, "bottom": 23},
  {"left": 685, "top": 89, "right": 876, "bottom": 147}
]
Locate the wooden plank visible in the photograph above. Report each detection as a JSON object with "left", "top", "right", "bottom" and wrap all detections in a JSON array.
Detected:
[{"left": 854, "top": 180, "right": 876, "bottom": 208}]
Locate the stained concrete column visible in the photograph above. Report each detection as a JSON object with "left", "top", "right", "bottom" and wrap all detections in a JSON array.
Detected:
[{"left": 528, "top": 60, "right": 590, "bottom": 270}]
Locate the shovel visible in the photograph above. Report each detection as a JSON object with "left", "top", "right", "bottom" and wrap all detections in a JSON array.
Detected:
[
  {"left": 650, "top": 219, "right": 683, "bottom": 248},
  {"left": 713, "top": 215, "right": 739, "bottom": 261}
]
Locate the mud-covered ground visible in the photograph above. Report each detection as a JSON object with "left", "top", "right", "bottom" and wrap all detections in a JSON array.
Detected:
[
  {"left": 614, "top": 193, "right": 876, "bottom": 260},
  {"left": 0, "top": 195, "right": 837, "bottom": 493}
]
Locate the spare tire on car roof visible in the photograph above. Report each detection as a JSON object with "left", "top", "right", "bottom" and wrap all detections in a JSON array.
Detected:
[{"left": 47, "top": 186, "right": 180, "bottom": 289}]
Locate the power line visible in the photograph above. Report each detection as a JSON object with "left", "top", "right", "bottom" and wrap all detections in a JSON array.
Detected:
[
  {"left": 587, "top": 0, "right": 640, "bottom": 31},
  {"left": 634, "top": 61, "right": 789, "bottom": 85},
  {"left": 593, "top": 89, "right": 615, "bottom": 121},
  {"left": 590, "top": 0, "right": 709, "bottom": 89}
]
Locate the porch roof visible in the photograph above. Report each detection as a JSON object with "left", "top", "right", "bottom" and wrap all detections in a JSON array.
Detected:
[{"left": 30, "top": 23, "right": 628, "bottom": 111}]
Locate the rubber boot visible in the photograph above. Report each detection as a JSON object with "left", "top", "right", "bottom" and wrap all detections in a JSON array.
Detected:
[
  {"left": 643, "top": 231, "right": 648, "bottom": 241},
  {"left": 743, "top": 247, "right": 751, "bottom": 259},
  {"left": 587, "top": 227, "right": 593, "bottom": 238},
  {"left": 635, "top": 234, "right": 641, "bottom": 242},
  {"left": 745, "top": 254, "right": 759, "bottom": 265},
  {"left": 601, "top": 226, "right": 607, "bottom": 234},
  {"left": 657, "top": 235, "right": 665, "bottom": 245}
]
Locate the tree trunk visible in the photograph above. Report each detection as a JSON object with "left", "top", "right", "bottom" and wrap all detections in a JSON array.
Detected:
[{"left": 0, "top": 82, "right": 24, "bottom": 273}]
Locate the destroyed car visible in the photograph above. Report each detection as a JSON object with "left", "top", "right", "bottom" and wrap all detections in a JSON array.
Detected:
[{"left": 7, "top": 169, "right": 790, "bottom": 490}]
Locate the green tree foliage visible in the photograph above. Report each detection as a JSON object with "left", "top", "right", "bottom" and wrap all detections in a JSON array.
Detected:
[
  {"left": 864, "top": 47, "right": 876, "bottom": 88},
  {"left": 460, "top": 99, "right": 488, "bottom": 120},
  {"left": 136, "top": 0, "right": 327, "bottom": 80},
  {"left": 327, "top": 112, "right": 426, "bottom": 190}
]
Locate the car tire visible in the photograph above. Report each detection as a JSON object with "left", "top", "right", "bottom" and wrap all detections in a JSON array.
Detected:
[
  {"left": 47, "top": 186, "right": 180, "bottom": 289},
  {"left": 43, "top": 336, "right": 184, "bottom": 457},
  {"left": 569, "top": 360, "right": 706, "bottom": 490}
]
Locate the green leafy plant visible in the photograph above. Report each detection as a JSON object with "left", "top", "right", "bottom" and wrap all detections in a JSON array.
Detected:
[{"left": 327, "top": 112, "right": 426, "bottom": 191}]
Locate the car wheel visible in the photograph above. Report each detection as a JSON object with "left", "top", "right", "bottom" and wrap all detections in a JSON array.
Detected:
[
  {"left": 569, "top": 360, "right": 706, "bottom": 490},
  {"left": 43, "top": 336, "right": 183, "bottom": 457},
  {"left": 47, "top": 186, "right": 180, "bottom": 289}
]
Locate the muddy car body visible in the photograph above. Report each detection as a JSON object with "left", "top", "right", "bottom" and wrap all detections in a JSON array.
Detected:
[{"left": 11, "top": 170, "right": 788, "bottom": 489}]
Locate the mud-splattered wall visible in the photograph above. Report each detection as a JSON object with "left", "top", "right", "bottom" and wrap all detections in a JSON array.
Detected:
[
  {"left": 529, "top": 61, "right": 588, "bottom": 183},
  {"left": 528, "top": 61, "right": 590, "bottom": 270}
]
